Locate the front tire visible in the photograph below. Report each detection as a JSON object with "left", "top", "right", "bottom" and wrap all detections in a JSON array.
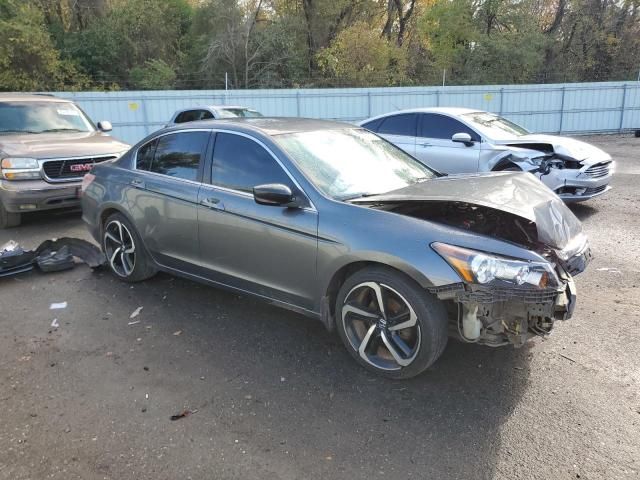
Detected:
[
  {"left": 102, "top": 213, "right": 156, "bottom": 282},
  {"left": 0, "top": 202, "right": 21, "bottom": 229},
  {"left": 335, "top": 266, "right": 448, "bottom": 379}
]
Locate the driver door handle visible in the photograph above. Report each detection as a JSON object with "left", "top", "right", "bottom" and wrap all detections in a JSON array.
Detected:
[
  {"left": 130, "top": 178, "right": 145, "bottom": 188},
  {"left": 201, "top": 197, "right": 225, "bottom": 211},
  {"left": 419, "top": 142, "right": 432, "bottom": 148}
]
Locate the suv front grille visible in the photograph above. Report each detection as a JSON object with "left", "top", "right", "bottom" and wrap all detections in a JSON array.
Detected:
[
  {"left": 42, "top": 156, "right": 116, "bottom": 181},
  {"left": 584, "top": 161, "right": 611, "bottom": 178}
]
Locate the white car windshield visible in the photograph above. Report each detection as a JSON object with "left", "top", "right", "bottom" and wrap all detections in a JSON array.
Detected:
[
  {"left": 0, "top": 101, "right": 94, "bottom": 134},
  {"left": 217, "top": 108, "right": 263, "bottom": 118},
  {"left": 276, "top": 129, "right": 437, "bottom": 200},
  {"left": 462, "top": 112, "right": 529, "bottom": 138}
]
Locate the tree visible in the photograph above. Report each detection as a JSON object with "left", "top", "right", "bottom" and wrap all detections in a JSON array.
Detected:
[
  {"left": 0, "top": 0, "right": 88, "bottom": 91},
  {"left": 317, "top": 21, "right": 408, "bottom": 86}
]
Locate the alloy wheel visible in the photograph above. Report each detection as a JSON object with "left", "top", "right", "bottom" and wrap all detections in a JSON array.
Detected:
[
  {"left": 341, "top": 281, "right": 421, "bottom": 371},
  {"left": 104, "top": 220, "right": 136, "bottom": 277}
]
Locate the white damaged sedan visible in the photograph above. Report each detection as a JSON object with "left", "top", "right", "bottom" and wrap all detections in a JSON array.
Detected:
[{"left": 359, "top": 108, "right": 613, "bottom": 202}]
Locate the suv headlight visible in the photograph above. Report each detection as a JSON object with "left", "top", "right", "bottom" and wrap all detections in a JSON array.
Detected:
[
  {"left": 432, "top": 242, "right": 560, "bottom": 289},
  {"left": 0, "top": 157, "right": 41, "bottom": 180}
]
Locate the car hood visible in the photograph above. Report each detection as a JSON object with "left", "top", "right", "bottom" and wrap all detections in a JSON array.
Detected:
[
  {"left": 352, "top": 172, "right": 583, "bottom": 250},
  {"left": 0, "top": 132, "right": 129, "bottom": 159},
  {"left": 493, "top": 134, "right": 610, "bottom": 164}
]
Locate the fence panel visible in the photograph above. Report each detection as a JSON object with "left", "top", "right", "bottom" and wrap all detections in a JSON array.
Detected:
[{"left": 53, "top": 81, "right": 640, "bottom": 145}]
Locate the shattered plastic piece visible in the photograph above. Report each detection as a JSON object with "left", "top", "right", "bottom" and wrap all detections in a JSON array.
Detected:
[
  {"left": 36, "top": 245, "right": 75, "bottom": 273},
  {"left": 172, "top": 330, "right": 182, "bottom": 336},
  {"left": 170, "top": 409, "right": 197, "bottom": 421},
  {"left": 0, "top": 237, "right": 106, "bottom": 278},
  {"left": 128, "top": 320, "right": 140, "bottom": 326},
  {"left": 51, "top": 318, "right": 59, "bottom": 328},
  {"left": 130, "top": 307, "right": 143, "bottom": 319},
  {"left": 50, "top": 302, "right": 67, "bottom": 310},
  {"left": 0, "top": 240, "right": 35, "bottom": 277}
]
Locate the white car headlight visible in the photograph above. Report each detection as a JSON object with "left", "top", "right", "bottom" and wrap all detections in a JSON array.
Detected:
[
  {"left": 432, "top": 242, "right": 560, "bottom": 289},
  {"left": 0, "top": 157, "right": 41, "bottom": 180}
]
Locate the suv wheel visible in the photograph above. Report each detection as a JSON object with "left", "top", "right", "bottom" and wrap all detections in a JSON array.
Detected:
[
  {"left": 336, "top": 267, "right": 448, "bottom": 378},
  {"left": 103, "top": 213, "right": 156, "bottom": 282},
  {"left": 0, "top": 202, "right": 21, "bottom": 229}
]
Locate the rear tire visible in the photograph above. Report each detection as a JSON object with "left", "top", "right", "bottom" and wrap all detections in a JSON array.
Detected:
[
  {"left": 102, "top": 212, "right": 157, "bottom": 282},
  {"left": 335, "top": 266, "right": 448, "bottom": 379},
  {"left": 0, "top": 202, "right": 21, "bottom": 229}
]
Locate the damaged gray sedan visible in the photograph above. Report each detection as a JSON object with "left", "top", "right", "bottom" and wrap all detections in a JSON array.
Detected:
[{"left": 81, "top": 118, "right": 590, "bottom": 378}]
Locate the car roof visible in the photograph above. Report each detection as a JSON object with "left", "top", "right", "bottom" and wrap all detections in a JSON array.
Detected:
[
  {"left": 362, "top": 107, "right": 481, "bottom": 123},
  {"left": 167, "top": 117, "right": 356, "bottom": 136},
  {"left": 176, "top": 105, "right": 257, "bottom": 112},
  {"left": 0, "top": 93, "right": 72, "bottom": 103}
]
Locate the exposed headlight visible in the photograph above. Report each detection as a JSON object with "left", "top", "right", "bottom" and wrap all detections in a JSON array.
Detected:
[
  {"left": 0, "top": 157, "right": 41, "bottom": 180},
  {"left": 432, "top": 242, "right": 560, "bottom": 288}
]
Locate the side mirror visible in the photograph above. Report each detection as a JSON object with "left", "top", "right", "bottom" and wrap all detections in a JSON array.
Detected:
[
  {"left": 253, "top": 183, "right": 298, "bottom": 207},
  {"left": 97, "top": 121, "right": 113, "bottom": 132},
  {"left": 452, "top": 132, "right": 474, "bottom": 146}
]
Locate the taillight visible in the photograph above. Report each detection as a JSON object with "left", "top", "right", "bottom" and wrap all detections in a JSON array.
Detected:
[{"left": 81, "top": 173, "right": 96, "bottom": 194}]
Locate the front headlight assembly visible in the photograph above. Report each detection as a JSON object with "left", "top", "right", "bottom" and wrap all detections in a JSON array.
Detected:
[
  {"left": 0, "top": 157, "right": 41, "bottom": 180},
  {"left": 432, "top": 242, "right": 560, "bottom": 289}
]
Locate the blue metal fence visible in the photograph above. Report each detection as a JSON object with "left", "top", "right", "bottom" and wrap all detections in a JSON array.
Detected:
[{"left": 52, "top": 81, "right": 640, "bottom": 145}]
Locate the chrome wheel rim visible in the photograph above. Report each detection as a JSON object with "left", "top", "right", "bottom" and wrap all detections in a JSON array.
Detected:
[
  {"left": 104, "top": 220, "right": 136, "bottom": 277},
  {"left": 341, "top": 282, "right": 421, "bottom": 371}
]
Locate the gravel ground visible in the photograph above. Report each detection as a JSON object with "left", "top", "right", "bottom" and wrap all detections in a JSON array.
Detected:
[{"left": 0, "top": 134, "right": 638, "bottom": 480}]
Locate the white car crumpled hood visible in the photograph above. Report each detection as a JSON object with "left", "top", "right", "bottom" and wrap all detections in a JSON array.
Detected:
[{"left": 496, "top": 134, "right": 611, "bottom": 165}]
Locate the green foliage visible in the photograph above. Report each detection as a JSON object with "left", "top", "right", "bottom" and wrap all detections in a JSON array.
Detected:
[
  {"left": 0, "top": 0, "right": 88, "bottom": 90},
  {"left": 317, "top": 22, "right": 408, "bottom": 86},
  {"left": 0, "top": 0, "right": 637, "bottom": 90},
  {"left": 130, "top": 59, "right": 177, "bottom": 89}
]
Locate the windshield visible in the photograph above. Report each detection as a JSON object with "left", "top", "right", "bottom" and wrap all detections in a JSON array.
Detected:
[
  {"left": 276, "top": 129, "right": 437, "bottom": 200},
  {"left": 462, "top": 112, "right": 529, "bottom": 138},
  {"left": 0, "top": 101, "right": 94, "bottom": 134},
  {"left": 218, "top": 108, "right": 263, "bottom": 118}
]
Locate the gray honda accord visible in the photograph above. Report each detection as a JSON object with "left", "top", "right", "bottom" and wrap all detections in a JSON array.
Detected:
[{"left": 81, "top": 118, "right": 591, "bottom": 378}]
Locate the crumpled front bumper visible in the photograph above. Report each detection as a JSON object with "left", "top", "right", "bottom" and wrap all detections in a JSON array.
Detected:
[
  {"left": 537, "top": 161, "right": 614, "bottom": 202},
  {"left": 428, "top": 237, "right": 590, "bottom": 347}
]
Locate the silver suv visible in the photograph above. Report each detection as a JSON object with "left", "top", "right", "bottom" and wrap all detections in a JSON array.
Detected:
[{"left": 0, "top": 94, "right": 129, "bottom": 228}]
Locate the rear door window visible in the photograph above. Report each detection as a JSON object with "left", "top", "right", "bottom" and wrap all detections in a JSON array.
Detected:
[
  {"left": 377, "top": 114, "right": 417, "bottom": 137},
  {"left": 211, "top": 133, "right": 292, "bottom": 193},
  {"left": 136, "top": 138, "right": 157, "bottom": 171},
  {"left": 419, "top": 114, "right": 480, "bottom": 141},
  {"left": 360, "top": 118, "right": 384, "bottom": 132},
  {"left": 149, "top": 131, "right": 210, "bottom": 181}
]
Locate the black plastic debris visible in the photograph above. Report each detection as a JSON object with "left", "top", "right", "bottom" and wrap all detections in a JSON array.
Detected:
[{"left": 0, "top": 237, "right": 106, "bottom": 277}]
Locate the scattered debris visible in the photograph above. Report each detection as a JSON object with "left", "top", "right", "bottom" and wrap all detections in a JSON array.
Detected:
[
  {"left": 560, "top": 353, "right": 577, "bottom": 363},
  {"left": 280, "top": 377, "right": 286, "bottom": 382},
  {"left": 127, "top": 320, "right": 140, "bottom": 326},
  {"left": 143, "top": 366, "right": 149, "bottom": 371},
  {"left": 51, "top": 319, "right": 60, "bottom": 329},
  {"left": 596, "top": 267, "right": 622, "bottom": 274},
  {"left": 50, "top": 302, "right": 67, "bottom": 310},
  {"left": 0, "top": 238, "right": 105, "bottom": 277},
  {"left": 170, "top": 409, "right": 197, "bottom": 421},
  {"left": 129, "top": 307, "right": 143, "bottom": 319},
  {"left": 172, "top": 330, "right": 182, "bottom": 336}
]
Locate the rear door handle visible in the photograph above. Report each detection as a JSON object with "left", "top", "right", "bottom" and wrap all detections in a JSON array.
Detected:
[
  {"left": 130, "top": 178, "right": 145, "bottom": 188},
  {"left": 201, "top": 197, "right": 225, "bottom": 211},
  {"left": 419, "top": 142, "right": 432, "bottom": 147}
]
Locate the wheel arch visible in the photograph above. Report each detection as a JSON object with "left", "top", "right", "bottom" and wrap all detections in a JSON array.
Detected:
[{"left": 320, "top": 259, "right": 433, "bottom": 332}]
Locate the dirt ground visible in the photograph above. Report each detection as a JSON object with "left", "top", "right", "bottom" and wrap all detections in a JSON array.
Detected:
[{"left": 0, "top": 134, "right": 638, "bottom": 480}]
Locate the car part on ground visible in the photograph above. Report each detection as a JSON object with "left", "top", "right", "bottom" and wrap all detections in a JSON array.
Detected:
[
  {"left": 358, "top": 107, "right": 613, "bottom": 202},
  {"left": 82, "top": 117, "right": 591, "bottom": 378},
  {"left": 0, "top": 237, "right": 105, "bottom": 277},
  {"left": 0, "top": 94, "right": 129, "bottom": 228}
]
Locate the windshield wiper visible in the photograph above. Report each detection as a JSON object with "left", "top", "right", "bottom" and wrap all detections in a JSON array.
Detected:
[
  {"left": 37, "top": 128, "right": 83, "bottom": 133},
  {"left": 341, "top": 192, "right": 380, "bottom": 202},
  {"left": 0, "top": 129, "right": 39, "bottom": 134}
]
